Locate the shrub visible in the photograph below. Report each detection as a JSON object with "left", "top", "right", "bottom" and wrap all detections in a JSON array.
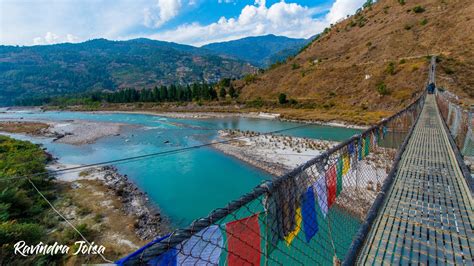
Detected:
[
  {"left": 246, "top": 97, "right": 264, "bottom": 108},
  {"left": 398, "top": 0, "right": 405, "bottom": 5},
  {"left": 243, "top": 74, "right": 257, "bottom": 84},
  {"left": 386, "top": 62, "right": 396, "bottom": 75},
  {"left": 291, "top": 63, "right": 300, "bottom": 70},
  {"left": 444, "top": 67, "right": 455, "bottom": 75},
  {"left": 63, "top": 223, "right": 93, "bottom": 243},
  {"left": 377, "top": 82, "right": 390, "bottom": 95},
  {"left": 404, "top": 24, "right": 412, "bottom": 30},
  {"left": 399, "top": 59, "right": 406, "bottom": 64},
  {"left": 288, "top": 99, "right": 298, "bottom": 105},
  {"left": 413, "top": 6, "right": 425, "bottom": 13},
  {"left": 0, "top": 222, "right": 43, "bottom": 244},
  {"left": 420, "top": 18, "right": 428, "bottom": 25},
  {"left": 278, "top": 93, "right": 288, "bottom": 104}
]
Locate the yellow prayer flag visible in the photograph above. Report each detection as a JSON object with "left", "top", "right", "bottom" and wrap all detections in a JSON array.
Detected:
[
  {"left": 285, "top": 207, "right": 302, "bottom": 246},
  {"left": 342, "top": 154, "right": 350, "bottom": 175}
]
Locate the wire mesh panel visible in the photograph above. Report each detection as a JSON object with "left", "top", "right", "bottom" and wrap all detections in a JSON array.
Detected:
[
  {"left": 116, "top": 95, "right": 426, "bottom": 266},
  {"left": 436, "top": 90, "right": 474, "bottom": 157}
]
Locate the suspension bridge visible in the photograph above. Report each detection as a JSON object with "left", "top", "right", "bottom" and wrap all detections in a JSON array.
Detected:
[{"left": 116, "top": 57, "right": 473, "bottom": 265}]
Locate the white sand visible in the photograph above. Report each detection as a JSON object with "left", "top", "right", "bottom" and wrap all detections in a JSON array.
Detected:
[
  {"left": 49, "top": 120, "right": 122, "bottom": 145},
  {"left": 0, "top": 118, "right": 124, "bottom": 145}
]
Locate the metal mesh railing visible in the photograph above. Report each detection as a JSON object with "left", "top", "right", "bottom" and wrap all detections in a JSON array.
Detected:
[
  {"left": 436, "top": 90, "right": 474, "bottom": 157},
  {"left": 116, "top": 93, "right": 425, "bottom": 266}
]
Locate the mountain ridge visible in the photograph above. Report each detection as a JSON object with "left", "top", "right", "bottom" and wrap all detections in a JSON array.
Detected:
[
  {"left": 202, "top": 34, "right": 311, "bottom": 67},
  {"left": 0, "top": 38, "right": 256, "bottom": 106}
]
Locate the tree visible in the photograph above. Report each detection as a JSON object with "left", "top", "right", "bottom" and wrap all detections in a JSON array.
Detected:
[
  {"left": 152, "top": 86, "right": 161, "bottom": 102},
  {"left": 209, "top": 87, "right": 218, "bottom": 100},
  {"left": 192, "top": 83, "right": 200, "bottom": 100},
  {"left": 169, "top": 85, "right": 177, "bottom": 101},
  {"left": 185, "top": 85, "right": 192, "bottom": 101},
  {"left": 219, "top": 87, "right": 227, "bottom": 98},
  {"left": 229, "top": 85, "right": 237, "bottom": 98},
  {"left": 160, "top": 86, "right": 168, "bottom": 101},
  {"left": 278, "top": 93, "right": 288, "bottom": 104}
]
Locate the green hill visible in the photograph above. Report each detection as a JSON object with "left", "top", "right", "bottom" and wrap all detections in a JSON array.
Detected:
[{"left": 0, "top": 38, "right": 255, "bottom": 106}]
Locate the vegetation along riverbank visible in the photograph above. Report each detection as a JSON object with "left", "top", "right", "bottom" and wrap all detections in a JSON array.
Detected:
[{"left": 0, "top": 135, "right": 169, "bottom": 264}]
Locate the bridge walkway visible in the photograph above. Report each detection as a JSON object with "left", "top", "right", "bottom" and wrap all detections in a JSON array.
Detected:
[{"left": 358, "top": 94, "right": 474, "bottom": 265}]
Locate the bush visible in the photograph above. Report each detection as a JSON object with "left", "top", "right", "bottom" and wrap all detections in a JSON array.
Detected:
[
  {"left": 288, "top": 99, "right": 298, "bottom": 105},
  {"left": 420, "top": 18, "right": 428, "bottom": 25},
  {"left": 399, "top": 59, "right": 406, "bottom": 64},
  {"left": 404, "top": 24, "right": 412, "bottom": 30},
  {"left": 377, "top": 82, "right": 390, "bottom": 95},
  {"left": 386, "top": 62, "right": 396, "bottom": 75},
  {"left": 291, "top": 63, "right": 300, "bottom": 70},
  {"left": 444, "top": 67, "right": 455, "bottom": 75},
  {"left": 63, "top": 223, "right": 93, "bottom": 243},
  {"left": 246, "top": 97, "right": 264, "bottom": 108},
  {"left": 243, "top": 74, "right": 257, "bottom": 84},
  {"left": 413, "top": 6, "right": 425, "bottom": 13},
  {"left": 0, "top": 222, "right": 43, "bottom": 244},
  {"left": 398, "top": 0, "right": 405, "bottom": 5},
  {"left": 278, "top": 93, "right": 288, "bottom": 104}
]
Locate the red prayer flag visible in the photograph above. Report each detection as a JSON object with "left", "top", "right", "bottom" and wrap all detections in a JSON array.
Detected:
[
  {"left": 226, "top": 214, "right": 261, "bottom": 266},
  {"left": 326, "top": 165, "right": 337, "bottom": 207}
]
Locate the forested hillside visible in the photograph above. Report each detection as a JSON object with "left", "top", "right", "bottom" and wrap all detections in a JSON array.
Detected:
[
  {"left": 202, "top": 34, "right": 311, "bottom": 67},
  {"left": 0, "top": 38, "right": 255, "bottom": 106}
]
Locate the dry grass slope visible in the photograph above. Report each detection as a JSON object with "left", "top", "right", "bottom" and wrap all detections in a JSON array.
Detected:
[{"left": 236, "top": 0, "right": 474, "bottom": 124}]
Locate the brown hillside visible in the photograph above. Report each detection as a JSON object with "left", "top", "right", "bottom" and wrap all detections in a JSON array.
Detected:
[{"left": 236, "top": 0, "right": 474, "bottom": 124}]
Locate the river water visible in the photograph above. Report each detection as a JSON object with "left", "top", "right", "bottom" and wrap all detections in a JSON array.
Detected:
[{"left": 0, "top": 111, "right": 361, "bottom": 227}]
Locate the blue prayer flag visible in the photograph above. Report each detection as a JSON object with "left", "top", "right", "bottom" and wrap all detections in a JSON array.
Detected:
[{"left": 301, "top": 186, "right": 318, "bottom": 242}]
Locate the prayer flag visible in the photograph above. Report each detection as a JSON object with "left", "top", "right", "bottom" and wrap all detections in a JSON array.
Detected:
[
  {"left": 284, "top": 207, "right": 302, "bottom": 246},
  {"left": 364, "top": 135, "right": 370, "bottom": 156},
  {"left": 150, "top": 225, "right": 223, "bottom": 266},
  {"left": 150, "top": 248, "right": 177, "bottom": 265},
  {"left": 177, "top": 225, "right": 223, "bottom": 265},
  {"left": 301, "top": 187, "right": 318, "bottom": 242},
  {"left": 314, "top": 176, "right": 328, "bottom": 217},
  {"left": 348, "top": 142, "right": 355, "bottom": 155},
  {"left": 358, "top": 139, "right": 363, "bottom": 161},
  {"left": 336, "top": 158, "right": 343, "bottom": 196},
  {"left": 326, "top": 165, "right": 337, "bottom": 207},
  {"left": 342, "top": 153, "right": 350, "bottom": 176},
  {"left": 227, "top": 214, "right": 261, "bottom": 266}
]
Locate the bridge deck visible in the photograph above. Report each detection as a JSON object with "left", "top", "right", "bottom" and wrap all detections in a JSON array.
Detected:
[{"left": 358, "top": 95, "right": 474, "bottom": 265}]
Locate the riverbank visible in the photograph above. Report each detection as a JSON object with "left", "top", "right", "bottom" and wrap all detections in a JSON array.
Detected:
[
  {"left": 49, "top": 162, "right": 170, "bottom": 240},
  {"left": 0, "top": 120, "right": 124, "bottom": 145},
  {"left": 213, "top": 129, "right": 336, "bottom": 176}
]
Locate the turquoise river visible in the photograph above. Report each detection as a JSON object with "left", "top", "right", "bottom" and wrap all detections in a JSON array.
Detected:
[{"left": 0, "top": 110, "right": 361, "bottom": 227}]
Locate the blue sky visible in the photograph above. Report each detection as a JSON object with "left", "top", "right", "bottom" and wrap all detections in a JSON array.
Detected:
[{"left": 0, "top": 0, "right": 366, "bottom": 46}]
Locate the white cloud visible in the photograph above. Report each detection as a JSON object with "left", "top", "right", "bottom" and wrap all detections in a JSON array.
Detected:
[
  {"left": 146, "top": 0, "right": 330, "bottom": 46},
  {"left": 326, "top": 0, "right": 366, "bottom": 23},
  {"left": 1, "top": 0, "right": 365, "bottom": 47},
  {"left": 32, "top": 32, "right": 79, "bottom": 45},
  {"left": 143, "top": 0, "right": 183, "bottom": 28}
]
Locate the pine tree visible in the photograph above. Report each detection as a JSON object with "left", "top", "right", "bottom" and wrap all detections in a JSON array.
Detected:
[
  {"left": 160, "top": 86, "right": 168, "bottom": 101},
  {"left": 152, "top": 86, "right": 161, "bottom": 102},
  {"left": 169, "top": 85, "right": 177, "bottom": 101},
  {"left": 219, "top": 87, "right": 227, "bottom": 99}
]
